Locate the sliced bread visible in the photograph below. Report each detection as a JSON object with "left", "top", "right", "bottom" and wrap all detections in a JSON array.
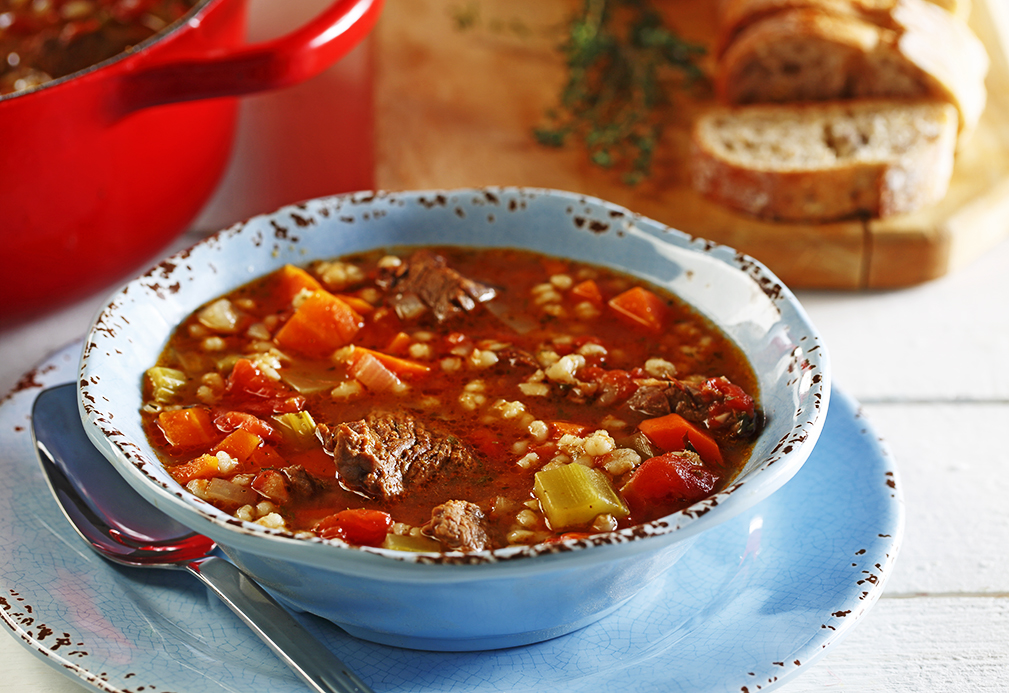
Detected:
[
  {"left": 716, "top": 0, "right": 972, "bottom": 52},
  {"left": 714, "top": 0, "right": 988, "bottom": 137},
  {"left": 689, "top": 99, "right": 959, "bottom": 221}
]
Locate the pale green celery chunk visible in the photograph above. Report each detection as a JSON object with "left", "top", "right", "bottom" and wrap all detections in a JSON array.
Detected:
[
  {"left": 273, "top": 411, "right": 317, "bottom": 445},
  {"left": 382, "top": 533, "right": 442, "bottom": 552},
  {"left": 533, "top": 464, "right": 629, "bottom": 529},
  {"left": 146, "top": 367, "right": 187, "bottom": 403}
]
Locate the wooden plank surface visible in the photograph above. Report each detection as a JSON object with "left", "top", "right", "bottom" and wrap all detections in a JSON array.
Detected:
[{"left": 374, "top": 0, "right": 1009, "bottom": 290}]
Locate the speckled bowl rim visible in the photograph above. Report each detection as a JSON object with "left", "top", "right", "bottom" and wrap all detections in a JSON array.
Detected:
[{"left": 79, "top": 187, "right": 830, "bottom": 572}]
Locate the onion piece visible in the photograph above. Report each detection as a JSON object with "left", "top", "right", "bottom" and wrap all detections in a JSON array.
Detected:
[
  {"left": 205, "top": 478, "right": 257, "bottom": 506},
  {"left": 350, "top": 352, "right": 406, "bottom": 393}
]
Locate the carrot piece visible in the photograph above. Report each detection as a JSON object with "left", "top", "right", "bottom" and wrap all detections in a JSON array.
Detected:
[
  {"left": 385, "top": 331, "right": 413, "bottom": 355},
  {"left": 248, "top": 443, "right": 286, "bottom": 470},
  {"left": 335, "top": 294, "right": 375, "bottom": 315},
  {"left": 212, "top": 429, "right": 262, "bottom": 464},
  {"left": 621, "top": 452, "right": 719, "bottom": 522},
  {"left": 607, "top": 286, "right": 667, "bottom": 332},
  {"left": 274, "top": 290, "right": 363, "bottom": 358},
  {"left": 169, "top": 454, "right": 220, "bottom": 485},
  {"left": 157, "top": 407, "right": 220, "bottom": 449},
  {"left": 349, "top": 345, "right": 430, "bottom": 377},
  {"left": 570, "top": 279, "right": 603, "bottom": 305},
  {"left": 638, "top": 413, "right": 723, "bottom": 465},
  {"left": 275, "top": 264, "right": 323, "bottom": 303}
]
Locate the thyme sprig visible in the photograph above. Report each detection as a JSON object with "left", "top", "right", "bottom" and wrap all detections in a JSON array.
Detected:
[{"left": 534, "top": 0, "right": 705, "bottom": 184}]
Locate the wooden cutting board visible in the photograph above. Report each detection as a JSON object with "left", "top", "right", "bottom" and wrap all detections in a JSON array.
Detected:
[{"left": 373, "top": 0, "right": 1009, "bottom": 290}]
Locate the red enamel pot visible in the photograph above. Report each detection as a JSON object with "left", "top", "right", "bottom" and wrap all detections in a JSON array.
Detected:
[{"left": 0, "top": 0, "right": 382, "bottom": 323}]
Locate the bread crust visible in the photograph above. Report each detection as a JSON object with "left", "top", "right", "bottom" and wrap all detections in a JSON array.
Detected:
[
  {"left": 717, "top": 0, "right": 970, "bottom": 53},
  {"left": 715, "top": 0, "right": 988, "bottom": 136},
  {"left": 689, "top": 100, "right": 959, "bottom": 221}
]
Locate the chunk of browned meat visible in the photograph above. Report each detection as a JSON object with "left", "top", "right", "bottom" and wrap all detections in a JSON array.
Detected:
[
  {"left": 376, "top": 250, "right": 497, "bottom": 322},
  {"left": 628, "top": 376, "right": 758, "bottom": 438},
  {"left": 280, "top": 465, "right": 325, "bottom": 498},
  {"left": 317, "top": 411, "right": 480, "bottom": 501},
  {"left": 425, "top": 500, "right": 488, "bottom": 552}
]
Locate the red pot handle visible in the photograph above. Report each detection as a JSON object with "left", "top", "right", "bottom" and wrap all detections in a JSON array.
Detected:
[{"left": 117, "top": 0, "right": 383, "bottom": 115}]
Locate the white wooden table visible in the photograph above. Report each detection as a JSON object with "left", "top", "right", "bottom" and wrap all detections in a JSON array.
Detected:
[{"left": 2, "top": 4, "right": 1008, "bottom": 691}]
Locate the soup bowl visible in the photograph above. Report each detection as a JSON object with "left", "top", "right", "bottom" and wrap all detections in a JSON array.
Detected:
[{"left": 78, "top": 188, "right": 830, "bottom": 651}]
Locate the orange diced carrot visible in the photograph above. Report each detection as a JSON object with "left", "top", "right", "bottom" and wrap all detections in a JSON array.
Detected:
[
  {"left": 274, "top": 290, "right": 363, "bottom": 358},
  {"left": 275, "top": 264, "right": 323, "bottom": 304},
  {"left": 608, "top": 286, "right": 667, "bottom": 332},
  {"left": 335, "top": 294, "right": 375, "bottom": 315},
  {"left": 385, "top": 331, "right": 413, "bottom": 355},
  {"left": 157, "top": 407, "right": 220, "bottom": 449},
  {"left": 638, "top": 413, "right": 723, "bottom": 466},
  {"left": 249, "top": 444, "right": 286, "bottom": 470},
  {"left": 212, "top": 429, "right": 262, "bottom": 464},
  {"left": 169, "top": 454, "right": 220, "bottom": 484},
  {"left": 570, "top": 279, "right": 603, "bottom": 305}
]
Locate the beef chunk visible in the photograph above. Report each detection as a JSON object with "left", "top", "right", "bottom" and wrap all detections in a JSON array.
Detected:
[
  {"left": 377, "top": 250, "right": 497, "bottom": 322},
  {"left": 425, "top": 500, "right": 488, "bottom": 552},
  {"left": 494, "top": 346, "right": 539, "bottom": 371},
  {"left": 281, "top": 465, "right": 325, "bottom": 498},
  {"left": 627, "top": 376, "right": 758, "bottom": 438},
  {"left": 317, "top": 411, "right": 479, "bottom": 501}
]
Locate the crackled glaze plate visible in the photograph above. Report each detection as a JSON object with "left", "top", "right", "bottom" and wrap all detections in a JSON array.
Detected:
[{"left": 0, "top": 343, "right": 902, "bottom": 692}]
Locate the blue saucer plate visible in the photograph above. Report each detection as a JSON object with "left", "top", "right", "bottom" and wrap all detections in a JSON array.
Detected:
[{"left": 0, "top": 343, "right": 902, "bottom": 693}]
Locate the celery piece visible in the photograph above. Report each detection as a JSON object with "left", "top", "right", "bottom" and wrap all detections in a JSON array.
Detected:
[
  {"left": 146, "top": 367, "right": 187, "bottom": 403},
  {"left": 534, "top": 464, "right": 629, "bottom": 530},
  {"left": 382, "top": 533, "right": 442, "bottom": 553},
  {"left": 273, "top": 411, "right": 317, "bottom": 446},
  {"left": 280, "top": 368, "right": 343, "bottom": 395}
]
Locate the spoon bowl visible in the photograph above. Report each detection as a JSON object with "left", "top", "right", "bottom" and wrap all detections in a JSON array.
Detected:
[{"left": 31, "top": 383, "right": 374, "bottom": 693}]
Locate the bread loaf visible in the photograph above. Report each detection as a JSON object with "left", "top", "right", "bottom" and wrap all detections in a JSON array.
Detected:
[
  {"left": 690, "top": 99, "right": 959, "bottom": 221},
  {"left": 717, "top": 0, "right": 971, "bottom": 51},
  {"left": 714, "top": 0, "right": 988, "bottom": 137}
]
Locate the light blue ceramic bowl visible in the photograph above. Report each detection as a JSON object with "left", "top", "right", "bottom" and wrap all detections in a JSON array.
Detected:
[{"left": 78, "top": 188, "right": 830, "bottom": 651}]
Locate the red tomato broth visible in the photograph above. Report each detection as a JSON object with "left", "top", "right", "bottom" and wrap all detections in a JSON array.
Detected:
[{"left": 141, "top": 247, "right": 761, "bottom": 552}]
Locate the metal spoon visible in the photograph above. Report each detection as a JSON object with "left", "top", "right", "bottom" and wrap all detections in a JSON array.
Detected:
[{"left": 31, "top": 383, "right": 375, "bottom": 693}]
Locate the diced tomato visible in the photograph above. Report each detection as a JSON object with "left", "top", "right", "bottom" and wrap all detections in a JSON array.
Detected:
[
  {"left": 544, "top": 531, "right": 592, "bottom": 544},
  {"left": 251, "top": 469, "right": 289, "bottom": 503},
  {"left": 551, "top": 421, "right": 590, "bottom": 439},
  {"left": 225, "top": 359, "right": 285, "bottom": 399},
  {"left": 621, "top": 452, "right": 719, "bottom": 522},
  {"left": 214, "top": 410, "right": 281, "bottom": 443},
  {"left": 570, "top": 279, "right": 603, "bottom": 305},
  {"left": 223, "top": 360, "right": 306, "bottom": 416},
  {"left": 315, "top": 509, "right": 393, "bottom": 547},
  {"left": 638, "top": 413, "right": 723, "bottom": 466},
  {"left": 157, "top": 407, "right": 220, "bottom": 449},
  {"left": 469, "top": 428, "right": 506, "bottom": 458},
  {"left": 608, "top": 286, "right": 668, "bottom": 332},
  {"left": 169, "top": 454, "right": 219, "bottom": 485},
  {"left": 274, "top": 290, "right": 363, "bottom": 358},
  {"left": 212, "top": 429, "right": 262, "bottom": 465},
  {"left": 581, "top": 366, "right": 636, "bottom": 405},
  {"left": 703, "top": 377, "right": 755, "bottom": 415},
  {"left": 275, "top": 264, "right": 323, "bottom": 304}
]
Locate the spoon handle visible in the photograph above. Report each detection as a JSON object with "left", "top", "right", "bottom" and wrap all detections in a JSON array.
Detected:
[{"left": 187, "top": 557, "right": 375, "bottom": 693}]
